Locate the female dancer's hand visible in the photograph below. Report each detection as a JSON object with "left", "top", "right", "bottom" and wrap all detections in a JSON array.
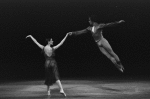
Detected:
[
  {"left": 26, "top": 35, "right": 32, "bottom": 38},
  {"left": 119, "top": 20, "right": 125, "bottom": 23},
  {"left": 68, "top": 32, "right": 73, "bottom": 36}
]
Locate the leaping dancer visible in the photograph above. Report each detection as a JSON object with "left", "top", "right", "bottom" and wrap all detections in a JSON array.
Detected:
[{"left": 69, "top": 15, "right": 125, "bottom": 72}]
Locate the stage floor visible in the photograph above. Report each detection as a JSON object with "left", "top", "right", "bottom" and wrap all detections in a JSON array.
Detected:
[{"left": 0, "top": 78, "right": 150, "bottom": 99}]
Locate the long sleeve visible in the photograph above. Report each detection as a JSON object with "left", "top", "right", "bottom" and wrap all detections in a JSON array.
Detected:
[
  {"left": 72, "top": 27, "right": 90, "bottom": 35},
  {"left": 102, "top": 21, "right": 121, "bottom": 28}
]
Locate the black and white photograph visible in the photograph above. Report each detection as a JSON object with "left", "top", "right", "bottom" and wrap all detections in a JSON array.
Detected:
[{"left": 0, "top": 0, "right": 150, "bottom": 98}]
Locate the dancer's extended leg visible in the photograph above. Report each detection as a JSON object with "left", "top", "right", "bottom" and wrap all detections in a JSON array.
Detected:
[
  {"left": 56, "top": 80, "right": 66, "bottom": 97},
  {"left": 98, "top": 38, "right": 124, "bottom": 72}
]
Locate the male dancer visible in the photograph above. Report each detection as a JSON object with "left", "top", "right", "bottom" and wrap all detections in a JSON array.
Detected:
[{"left": 69, "top": 15, "right": 125, "bottom": 72}]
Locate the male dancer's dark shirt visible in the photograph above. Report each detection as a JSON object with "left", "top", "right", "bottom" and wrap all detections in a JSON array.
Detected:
[
  {"left": 72, "top": 25, "right": 104, "bottom": 42},
  {"left": 72, "top": 21, "right": 121, "bottom": 42}
]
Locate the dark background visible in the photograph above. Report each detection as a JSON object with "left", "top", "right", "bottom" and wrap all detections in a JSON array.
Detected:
[{"left": 0, "top": 0, "right": 150, "bottom": 81}]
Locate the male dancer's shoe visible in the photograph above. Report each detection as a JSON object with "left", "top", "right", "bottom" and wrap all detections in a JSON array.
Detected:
[
  {"left": 117, "top": 64, "right": 124, "bottom": 72},
  {"left": 114, "top": 61, "right": 124, "bottom": 72}
]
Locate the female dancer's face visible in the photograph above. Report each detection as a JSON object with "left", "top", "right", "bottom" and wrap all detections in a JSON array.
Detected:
[{"left": 48, "top": 39, "right": 53, "bottom": 45}]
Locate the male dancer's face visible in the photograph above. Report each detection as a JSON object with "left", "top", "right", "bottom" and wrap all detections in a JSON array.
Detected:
[{"left": 89, "top": 18, "right": 93, "bottom": 26}]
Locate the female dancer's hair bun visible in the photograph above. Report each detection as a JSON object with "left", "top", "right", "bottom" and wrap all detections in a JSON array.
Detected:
[{"left": 46, "top": 38, "right": 51, "bottom": 42}]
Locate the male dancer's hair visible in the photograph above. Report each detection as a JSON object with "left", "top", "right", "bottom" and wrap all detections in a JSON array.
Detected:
[{"left": 89, "top": 15, "right": 100, "bottom": 23}]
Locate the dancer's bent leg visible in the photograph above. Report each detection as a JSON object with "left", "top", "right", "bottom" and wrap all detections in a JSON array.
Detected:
[
  {"left": 47, "top": 85, "right": 51, "bottom": 96},
  {"left": 56, "top": 80, "right": 66, "bottom": 97},
  {"left": 98, "top": 39, "right": 124, "bottom": 72}
]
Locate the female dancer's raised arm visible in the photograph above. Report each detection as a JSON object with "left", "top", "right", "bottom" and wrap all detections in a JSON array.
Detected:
[
  {"left": 53, "top": 33, "right": 69, "bottom": 50},
  {"left": 26, "top": 35, "right": 44, "bottom": 49}
]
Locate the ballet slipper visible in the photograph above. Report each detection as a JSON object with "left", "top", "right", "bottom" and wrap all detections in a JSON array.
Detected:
[
  {"left": 118, "top": 66, "right": 124, "bottom": 73},
  {"left": 60, "top": 91, "right": 66, "bottom": 97},
  {"left": 47, "top": 91, "right": 51, "bottom": 96}
]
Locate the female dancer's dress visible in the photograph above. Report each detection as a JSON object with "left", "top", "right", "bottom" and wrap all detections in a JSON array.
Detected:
[{"left": 43, "top": 47, "right": 60, "bottom": 86}]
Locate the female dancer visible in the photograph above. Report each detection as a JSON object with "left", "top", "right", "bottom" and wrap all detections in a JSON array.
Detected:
[
  {"left": 69, "top": 15, "right": 125, "bottom": 72},
  {"left": 26, "top": 33, "right": 69, "bottom": 96}
]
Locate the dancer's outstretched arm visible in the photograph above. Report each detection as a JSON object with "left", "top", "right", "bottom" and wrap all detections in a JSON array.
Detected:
[
  {"left": 101, "top": 20, "right": 125, "bottom": 28},
  {"left": 26, "top": 35, "right": 44, "bottom": 49},
  {"left": 53, "top": 33, "right": 69, "bottom": 50},
  {"left": 69, "top": 27, "right": 90, "bottom": 35}
]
